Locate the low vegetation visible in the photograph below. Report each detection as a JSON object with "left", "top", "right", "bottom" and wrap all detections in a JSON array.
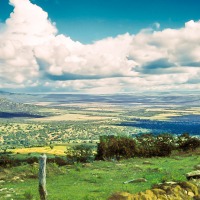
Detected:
[
  {"left": 96, "top": 133, "right": 200, "bottom": 160},
  {"left": 0, "top": 133, "right": 200, "bottom": 199},
  {"left": 0, "top": 148, "right": 200, "bottom": 199}
]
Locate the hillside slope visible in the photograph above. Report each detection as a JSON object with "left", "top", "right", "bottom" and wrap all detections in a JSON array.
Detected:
[{"left": 0, "top": 98, "right": 47, "bottom": 118}]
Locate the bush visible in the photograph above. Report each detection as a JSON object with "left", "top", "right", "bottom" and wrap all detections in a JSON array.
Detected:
[
  {"left": 96, "top": 134, "right": 179, "bottom": 160},
  {"left": 54, "top": 156, "right": 67, "bottom": 166},
  {"left": 154, "top": 134, "right": 174, "bottom": 157},
  {"left": 26, "top": 157, "right": 38, "bottom": 164},
  {"left": 179, "top": 137, "right": 200, "bottom": 151},
  {"left": 0, "top": 155, "right": 21, "bottom": 167},
  {"left": 96, "top": 135, "right": 137, "bottom": 160},
  {"left": 135, "top": 134, "right": 174, "bottom": 157},
  {"left": 65, "top": 144, "right": 95, "bottom": 163},
  {"left": 135, "top": 134, "right": 157, "bottom": 157}
]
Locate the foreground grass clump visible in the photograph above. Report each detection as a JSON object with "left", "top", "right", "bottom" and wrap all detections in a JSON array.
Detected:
[{"left": 0, "top": 149, "right": 200, "bottom": 200}]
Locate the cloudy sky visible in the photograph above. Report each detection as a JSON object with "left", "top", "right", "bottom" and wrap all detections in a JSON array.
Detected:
[{"left": 0, "top": 0, "right": 200, "bottom": 94}]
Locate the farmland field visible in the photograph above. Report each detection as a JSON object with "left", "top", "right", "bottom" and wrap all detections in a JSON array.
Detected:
[
  {"left": 11, "top": 145, "right": 67, "bottom": 156},
  {"left": 0, "top": 93, "right": 200, "bottom": 149}
]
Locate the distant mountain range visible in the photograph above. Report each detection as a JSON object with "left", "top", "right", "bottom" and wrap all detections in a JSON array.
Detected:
[
  {"left": 0, "top": 90, "right": 200, "bottom": 106},
  {"left": 0, "top": 98, "right": 38, "bottom": 113},
  {"left": 0, "top": 90, "right": 12, "bottom": 94}
]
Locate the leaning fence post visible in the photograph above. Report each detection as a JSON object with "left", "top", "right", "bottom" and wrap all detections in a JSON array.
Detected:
[{"left": 39, "top": 154, "right": 47, "bottom": 200}]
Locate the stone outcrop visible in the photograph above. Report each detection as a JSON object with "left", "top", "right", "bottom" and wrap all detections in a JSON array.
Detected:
[
  {"left": 123, "top": 178, "right": 147, "bottom": 184},
  {"left": 109, "top": 181, "right": 199, "bottom": 200},
  {"left": 186, "top": 170, "right": 200, "bottom": 180}
]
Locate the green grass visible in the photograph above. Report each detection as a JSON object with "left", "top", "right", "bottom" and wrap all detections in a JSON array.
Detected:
[{"left": 1, "top": 150, "right": 200, "bottom": 200}]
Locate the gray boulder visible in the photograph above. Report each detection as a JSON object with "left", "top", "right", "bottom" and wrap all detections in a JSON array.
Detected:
[
  {"left": 124, "top": 178, "right": 147, "bottom": 184},
  {"left": 186, "top": 170, "right": 200, "bottom": 180}
]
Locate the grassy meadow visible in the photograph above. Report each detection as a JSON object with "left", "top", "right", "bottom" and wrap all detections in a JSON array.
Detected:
[{"left": 0, "top": 149, "right": 200, "bottom": 200}]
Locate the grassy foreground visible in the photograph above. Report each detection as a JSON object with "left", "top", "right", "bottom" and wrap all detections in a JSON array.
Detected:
[{"left": 0, "top": 149, "right": 200, "bottom": 200}]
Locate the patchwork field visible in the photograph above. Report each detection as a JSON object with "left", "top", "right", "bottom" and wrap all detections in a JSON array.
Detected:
[
  {"left": 32, "top": 113, "right": 115, "bottom": 122},
  {"left": 11, "top": 145, "right": 67, "bottom": 156},
  {"left": 0, "top": 94, "right": 200, "bottom": 150}
]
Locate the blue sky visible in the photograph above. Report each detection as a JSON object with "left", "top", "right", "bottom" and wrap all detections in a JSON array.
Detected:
[
  {"left": 0, "top": 0, "right": 200, "bottom": 94},
  {"left": 1, "top": 0, "right": 200, "bottom": 43}
]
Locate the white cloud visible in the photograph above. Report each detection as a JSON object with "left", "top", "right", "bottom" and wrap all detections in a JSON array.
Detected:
[
  {"left": 0, "top": 0, "right": 200, "bottom": 93},
  {"left": 6, "top": 0, "right": 57, "bottom": 45}
]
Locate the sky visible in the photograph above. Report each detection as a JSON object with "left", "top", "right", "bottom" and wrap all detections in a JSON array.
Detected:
[{"left": 0, "top": 0, "right": 200, "bottom": 94}]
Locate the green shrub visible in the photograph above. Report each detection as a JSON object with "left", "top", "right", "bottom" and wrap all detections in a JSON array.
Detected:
[
  {"left": 139, "top": 134, "right": 174, "bottom": 157},
  {"left": 179, "top": 137, "right": 200, "bottom": 151},
  {"left": 96, "top": 135, "right": 137, "bottom": 160},
  {"left": 96, "top": 134, "right": 178, "bottom": 160},
  {"left": 65, "top": 144, "right": 95, "bottom": 163}
]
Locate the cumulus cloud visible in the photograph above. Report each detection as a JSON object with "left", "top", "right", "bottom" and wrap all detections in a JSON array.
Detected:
[{"left": 0, "top": 0, "right": 200, "bottom": 93}]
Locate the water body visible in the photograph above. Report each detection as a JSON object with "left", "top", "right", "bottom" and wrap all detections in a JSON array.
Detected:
[{"left": 120, "top": 115, "right": 200, "bottom": 135}]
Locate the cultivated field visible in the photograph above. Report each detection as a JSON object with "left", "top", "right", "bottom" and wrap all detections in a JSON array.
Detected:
[{"left": 11, "top": 145, "right": 67, "bottom": 156}]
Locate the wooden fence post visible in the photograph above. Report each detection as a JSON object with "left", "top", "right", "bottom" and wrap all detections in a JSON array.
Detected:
[{"left": 39, "top": 154, "right": 47, "bottom": 200}]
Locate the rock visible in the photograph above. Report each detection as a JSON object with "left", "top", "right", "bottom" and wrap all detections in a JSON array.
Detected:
[
  {"left": 0, "top": 180, "right": 5, "bottom": 184},
  {"left": 12, "top": 176, "right": 20, "bottom": 181},
  {"left": 145, "top": 190, "right": 156, "bottom": 199},
  {"left": 171, "top": 185, "right": 185, "bottom": 197},
  {"left": 132, "top": 165, "right": 143, "bottom": 171},
  {"left": 138, "top": 191, "right": 157, "bottom": 200},
  {"left": 157, "top": 181, "right": 178, "bottom": 186},
  {"left": 192, "top": 179, "right": 200, "bottom": 187},
  {"left": 32, "top": 162, "right": 38, "bottom": 166},
  {"left": 179, "top": 181, "right": 199, "bottom": 196},
  {"left": 186, "top": 170, "right": 200, "bottom": 180},
  {"left": 124, "top": 178, "right": 147, "bottom": 184},
  {"left": 188, "top": 191, "right": 194, "bottom": 197},
  {"left": 151, "top": 188, "right": 166, "bottom": 196},
  {"left": 0, "top": 188, "right": 7, "bottom": 192},
  {"left": 110, "top": 181, "right": 199, "bottom": 200},
  {"left": 143, "top": 161, "right": 153, "bottom": 165},
  {"left": 163, "top": 181, "right": 177, "bottom": 185}
]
